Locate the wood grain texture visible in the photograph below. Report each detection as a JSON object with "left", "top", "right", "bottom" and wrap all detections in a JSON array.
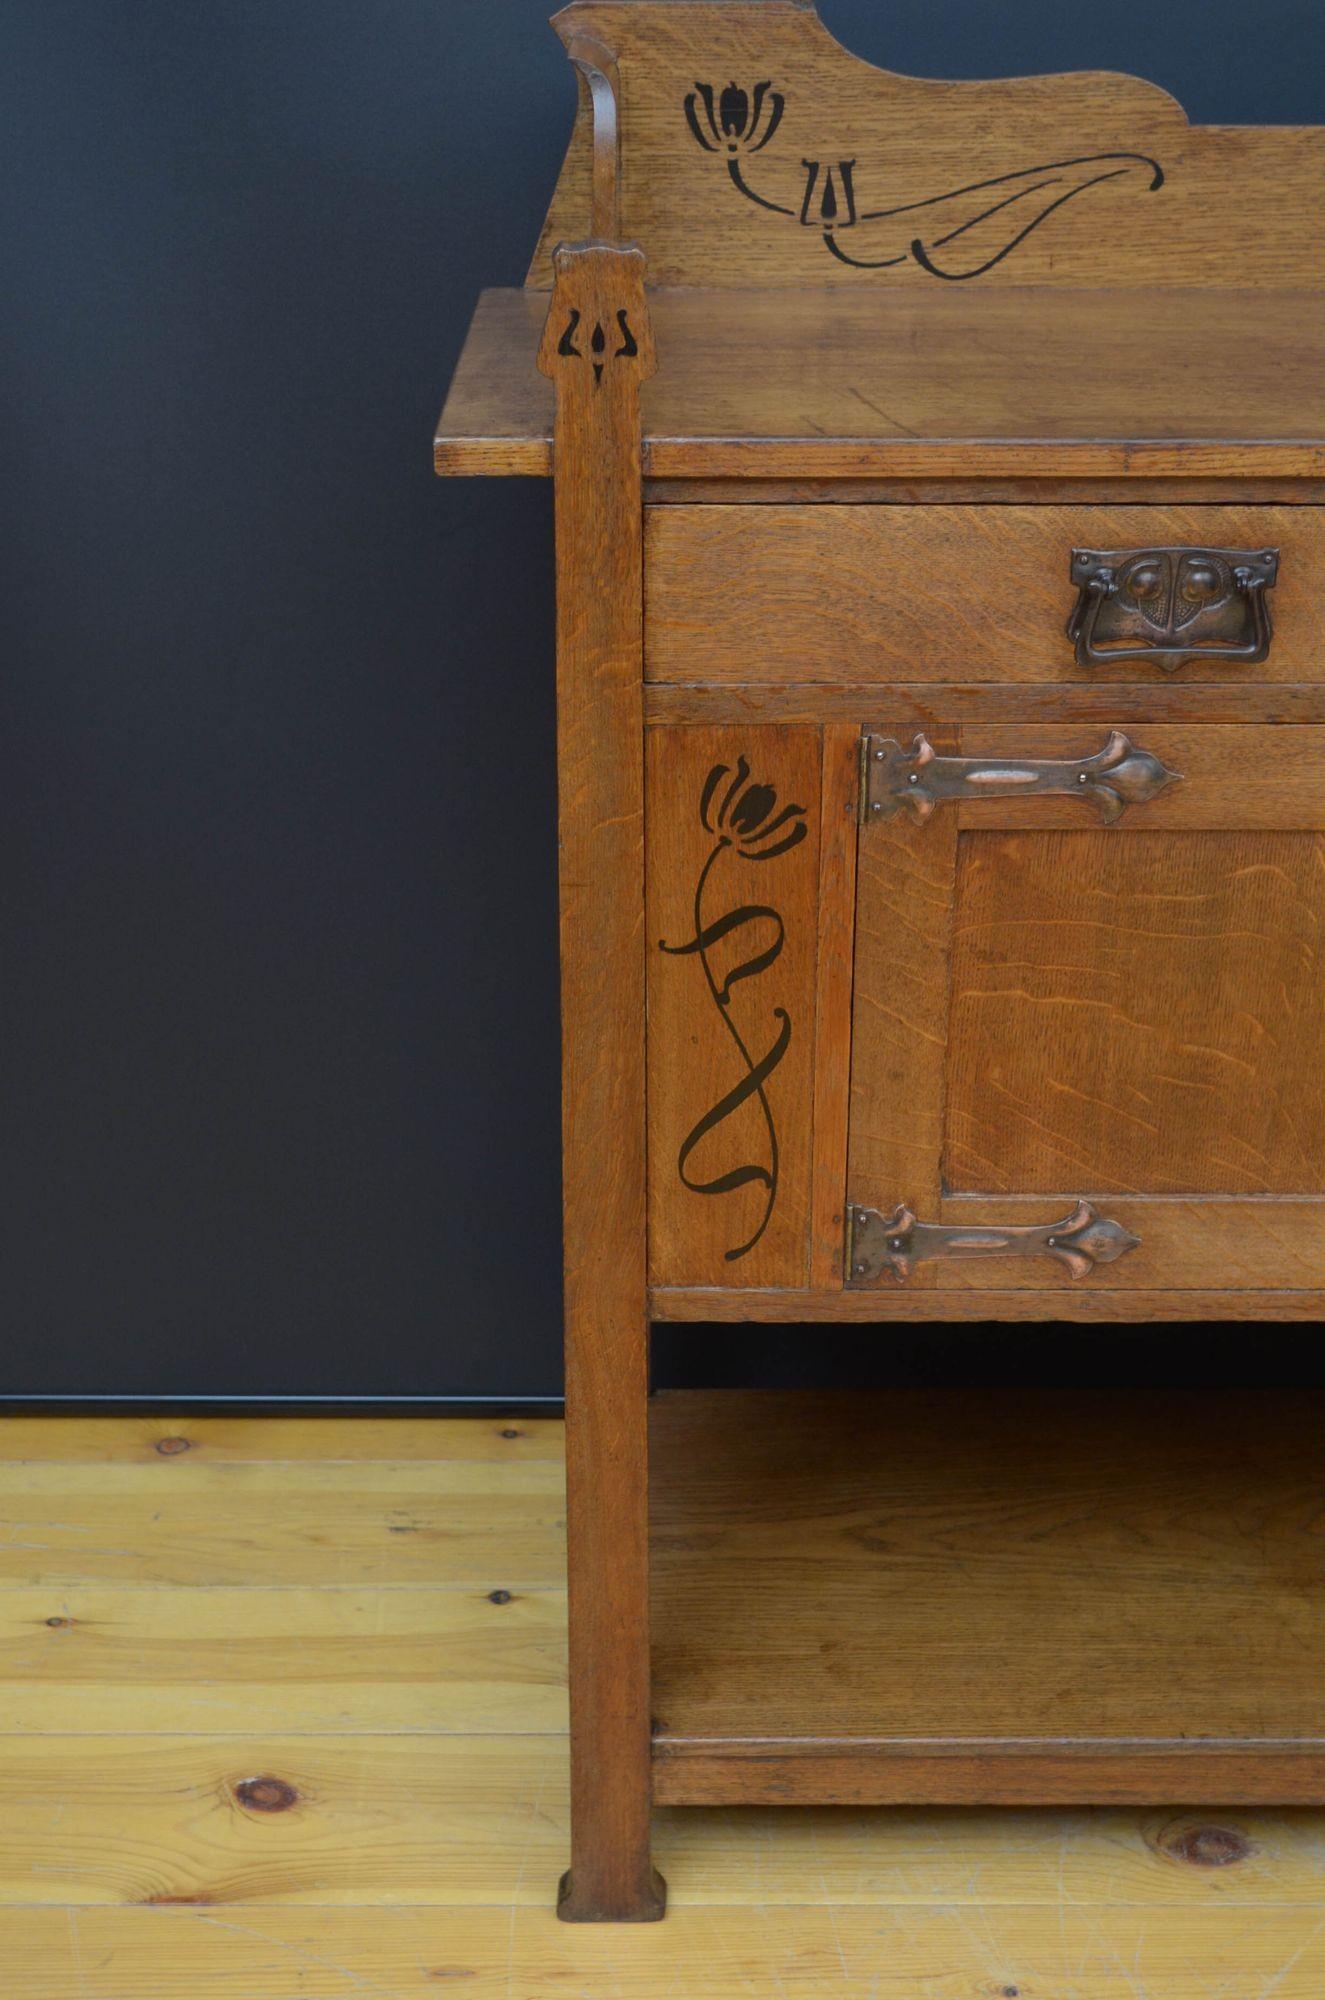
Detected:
[
  {"left": 6, "top": 1730, "right": 1325, "bottom": 1905},
  {"left": 537, "top": 242, "right": 662, "bottom": 1921},
  {"left": 436, "top": 289, "right": 1325, "bottom": 480},
  {"left": 647, "top": 476, "right": 1325, "bottom": 505},
  {"left": 15, "top": 1904, "right": 1325, "bottom": 1999},
  {"left": 944, "top": 829, "right": 1325, "bottom": 1194},
  {"left": 0, "top": 1414, "right": 563, "bottom": 1463},
  {"left": 0, "top": 1458, "right": 566, "bottom": 1587},
  {"left": 647, "top": 504, "right": 1325, "bottom": 683},
  {"left": 646, "top": 680, "right": 1325, "bottom": 728},
  {"left": 534, "top": 3, "right": 1325, "bottom": 292},
  {"left": 0, "top": 1735, "right": 574, "bottom": 1908},
  {"left": 654, "top": 1745, "right": 1325, "bottom": 1808},
  {"left": 845, "top": 735, "right": 958, "bottom": 1288},
  {"left": 650, "top": 1390, "right": 1325, "bottom": 1796},
  {"left": 8, "top": 1732, "right": 1325, "bottom": 1915},
  {"left": 646, "top": 726, "right": 821, "bottom": 1288},
  {"left": 433, "top": 290, "right": 552, "bottom": 475},
  {"left": 0, "top": 1585, "right": 567, "bottom": 1735},
  {"left": 809, "top": 726, "right": 859, "bottom": 1284},
  {"left": 652, "top": 1284, "right": 1325, "bottom": 1320}
]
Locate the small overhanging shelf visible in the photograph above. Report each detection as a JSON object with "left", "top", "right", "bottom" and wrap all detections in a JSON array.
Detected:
[{"left": 434, "top": 285, "right": 1325, "bottom": 481}]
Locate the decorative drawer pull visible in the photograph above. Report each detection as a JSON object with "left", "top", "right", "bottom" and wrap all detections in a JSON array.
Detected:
[
  {"left": 863, "top": 729, "right": 1179, "bottom": 825},
  {"left": 1067, "top": 545, "right": 1278, "bottom": 671},
  {"left": 848, "top": 1200, "right": 1140, "bottom": 1286}
]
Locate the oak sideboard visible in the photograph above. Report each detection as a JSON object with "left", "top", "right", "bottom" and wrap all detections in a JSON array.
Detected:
[{"left": 435, "top": 0, "right": 1325, "bottom": 1921}]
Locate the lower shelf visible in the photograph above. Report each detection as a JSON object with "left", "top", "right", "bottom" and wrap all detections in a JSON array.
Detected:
[{"left": 648, "top": 1388, "right": 1325, "bottom": 1805}]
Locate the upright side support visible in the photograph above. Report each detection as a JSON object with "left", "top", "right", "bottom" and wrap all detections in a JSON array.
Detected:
[{"left": 537, "top": 241, "right": 664, "bottom": 1922}]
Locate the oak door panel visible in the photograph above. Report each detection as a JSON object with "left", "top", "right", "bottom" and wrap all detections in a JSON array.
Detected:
[
  {"left": 646, "top": 726, "right": 821, "bottom": 1287},
  {"left": 850, "top": 717, "right": 1325, "bottom": 1293},
  {"left": 646, "top": 506, "right": 1320, "bottom": 684},
  {"left": 944, "top": 829, "right": 1325, "bottom": 1197}
]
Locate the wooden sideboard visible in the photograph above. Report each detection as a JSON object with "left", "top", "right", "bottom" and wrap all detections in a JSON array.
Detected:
[{"left": 435, "top": 0, "right": 1325, "bottom": 1921}]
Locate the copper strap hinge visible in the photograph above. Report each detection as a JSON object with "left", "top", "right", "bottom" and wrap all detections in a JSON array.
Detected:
[
  {"left": 847, "top": 1201, "right": 1141, "bottom": 1285},
  {"left": 860, "top": 730, "right": 1180, "bottom": 826}
]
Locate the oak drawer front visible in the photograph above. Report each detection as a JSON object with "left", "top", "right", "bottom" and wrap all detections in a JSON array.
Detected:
[
  {"left": 646, "top": 505, "right": 1323, "bottom": 684},
  {"left": 847, "top": 720, "right": 1325, "bottom": 1294}
]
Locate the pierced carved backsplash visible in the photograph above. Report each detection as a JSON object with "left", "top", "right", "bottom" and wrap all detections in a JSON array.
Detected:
[{"left": 531, "top": 0, "right": 1325, "bottom": 288}]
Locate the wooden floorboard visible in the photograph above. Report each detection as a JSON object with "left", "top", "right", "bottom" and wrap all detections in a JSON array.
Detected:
[
  {"left": 10, "top": 1904, "right": 1325, "bottom": 1998},
  {"left": 3, "top": 1733, "right": 1325, "bottom": 1908},
  {"left": 0, "top": 1584, "right": 568, "bottom": 1733},
  {"left": 0, "top": 1414, "right": 563, "bottom": 1463},
  {"left": 0, "top": 1458, "right": 566, "bottom": 1587},
  {"left": 1, "top": 1412, "right": 1321, "bottom": 1996}
]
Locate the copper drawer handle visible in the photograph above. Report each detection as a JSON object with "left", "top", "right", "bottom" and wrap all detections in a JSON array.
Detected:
[
  {"left": 863, "top": 729, "right": 1180, "bottom": 825},
  {"left": 848, "top": 1201, "right": 1140, "bottom": 1286},
  {"left": 1067, "top": 545, "right": 1278, "bottom": 671}
]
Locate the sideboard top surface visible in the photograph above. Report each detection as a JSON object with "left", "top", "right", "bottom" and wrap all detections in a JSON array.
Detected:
[
  {"left": 434, "top": 285, "right": 1325, "bottom": 480},
  {"left": 436, "top": 1, "right": 1325, "bottom": 482}
]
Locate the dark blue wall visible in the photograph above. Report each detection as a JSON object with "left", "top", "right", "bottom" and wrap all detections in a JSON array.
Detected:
[{"left": 4, "top": 1, "right": 1322, "bottom": 1397}]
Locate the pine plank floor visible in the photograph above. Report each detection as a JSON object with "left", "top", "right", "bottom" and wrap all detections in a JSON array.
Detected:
[{"left": 1, "top": 1412, "right": 1323, "bottom": 1997}]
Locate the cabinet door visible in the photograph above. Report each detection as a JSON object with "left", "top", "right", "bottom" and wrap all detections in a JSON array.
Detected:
[{"left": 848, "top": 724, "right": 1325, "bottom": 1292}]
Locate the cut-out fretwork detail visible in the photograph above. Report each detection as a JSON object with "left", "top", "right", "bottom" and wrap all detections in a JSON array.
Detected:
[
  {"left": 684, "top": 82, "right": 1164, "bottom": 280},
  {"left": 555, "top": 307, "right": 644, "bottom": 385},
  {"left": 659, "top": 756, "right": 807, "bottom": 1262}
]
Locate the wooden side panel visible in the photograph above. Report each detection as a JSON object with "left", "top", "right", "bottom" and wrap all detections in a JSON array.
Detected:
[
  {"left": 646, "top": 726, "right": 821, "bottom": 1288},
  {"left": 846, "top": 733, "right": 958, "bottom": 1290},
  {"left": 944, "top": 828, "right": 1325, "bottom": 1196},
  {"left": 646, "top": 506, "right": 1325, "bottom": 685},
  {"left": 532, "top": 4, "right": 1325, "bottom": 290}
]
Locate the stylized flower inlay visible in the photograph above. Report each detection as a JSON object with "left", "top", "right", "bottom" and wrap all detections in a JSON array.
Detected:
[
  {"left": 800, "top": 159, "right": 858, "bottom": 232},
  {"left": 682, "top": 83, "right": 1165, "bottom": 278},
  {"left": 660, "top": 757, "right": 807, "bottom": 1262},
  {"left": 685, "top": 80, "right": 785, "bottom": 156},
  {"left": 700, "top": 756, "right": 808, "bottom": 859}
]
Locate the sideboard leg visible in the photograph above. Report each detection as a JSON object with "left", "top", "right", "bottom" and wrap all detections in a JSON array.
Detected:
[
  {"left": 556, "top": 1307, "right": 666, "bottom": 1922},
  {"left": 538, "top": 239, "right": 664, "bottom": 1921}
]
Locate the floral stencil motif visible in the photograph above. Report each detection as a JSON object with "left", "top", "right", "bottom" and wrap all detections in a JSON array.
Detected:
[
  {"left": 684, "top": 80, "right": 789, "bottom": 216},
  {"left": 683, "top": 82, "right": 1164, "bottom": 279},
  {"left": 556, "top": 306, "right": 641, "bottom": 385},
  {"left": 659, "top": 757, "right": 807, "bottom": 1262}
]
